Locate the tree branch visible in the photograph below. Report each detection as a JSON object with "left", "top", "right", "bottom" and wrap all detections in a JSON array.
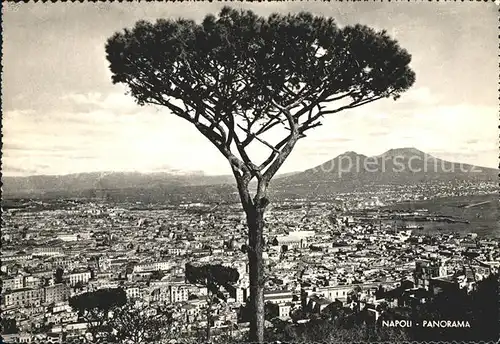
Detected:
[
  {"left": 296, "top": 92, "right": 391, "bottom": 136},
  {"left": 324, "top": 90, "right": 355, "bottom": 102},
  {"left": 237, "top": 124, "right": 280, "bottom": 154},
  {"left": 318, "top": 93, "right": 387, "bottom": 116},
  {"left": 260, "top": 99, "right": 300, "bottom": 184},
  {"left": 249, "top": 113, "right": 285, "bottom": 141}
]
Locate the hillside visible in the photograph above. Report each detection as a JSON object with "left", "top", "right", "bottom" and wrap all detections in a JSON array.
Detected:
[
  {"left": 277, "top": 148, "right": 497, "bottom": 187},
  {"left": 1, "top": 172, "right": 234, "bottom": 197}
]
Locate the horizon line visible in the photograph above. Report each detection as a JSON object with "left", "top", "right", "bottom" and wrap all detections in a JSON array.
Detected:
[{"left": 2, "top": 147, "right": 498, "bottom": 178}]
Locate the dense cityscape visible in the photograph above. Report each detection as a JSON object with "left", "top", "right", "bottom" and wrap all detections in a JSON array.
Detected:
[{"left": 2, "top": 180, "right": 499, "bottom": 343}]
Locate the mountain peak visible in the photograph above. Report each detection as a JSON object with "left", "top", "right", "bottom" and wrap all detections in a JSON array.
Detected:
[
  {"left": 379, "top": 147, "right": 427, "bottom": 158},
  {"left": 336, "top": 151, "right": 367, "bottom": 159},
  {"left": 341, "top": 150, "right": 360, "bottom": 157}
]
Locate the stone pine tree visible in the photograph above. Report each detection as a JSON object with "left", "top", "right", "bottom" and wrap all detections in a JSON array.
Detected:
[
  {"left": 185, "top": 263, "right": 239, "bottom": 341},
  {"left": 105, "top": 7, "right": 415, "bottom": 342},
  {"left": 69, "top": 288, "right": 127, "bottom": 342}
]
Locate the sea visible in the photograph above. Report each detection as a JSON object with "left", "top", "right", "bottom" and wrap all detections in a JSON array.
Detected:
[{"left": 384, "top": 193, "right": 499, "bottom": 238}]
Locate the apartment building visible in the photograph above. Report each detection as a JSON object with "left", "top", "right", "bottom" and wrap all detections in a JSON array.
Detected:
[{"left": 3, "top": 287, "right": 44, "bottom": 308}]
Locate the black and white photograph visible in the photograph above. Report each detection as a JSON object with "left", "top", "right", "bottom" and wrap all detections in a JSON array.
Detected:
[{"left": 1, "top": 2, "right": 499, "bottom": 343}]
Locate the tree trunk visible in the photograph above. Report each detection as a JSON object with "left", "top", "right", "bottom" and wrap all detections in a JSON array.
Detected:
[{"left": 245, "top": 204, "right": 266, "bottom": 343}]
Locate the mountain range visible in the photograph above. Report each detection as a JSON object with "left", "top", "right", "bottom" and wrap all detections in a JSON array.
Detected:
[
  {"left": 279, "top": 147, "right": 497, "bottom": 185},
  {"left": 2, "top": 148, "right": 497, "bottom": 201},
  {"left": 269, "top": 147, "right": 498, "bottom": 198}
]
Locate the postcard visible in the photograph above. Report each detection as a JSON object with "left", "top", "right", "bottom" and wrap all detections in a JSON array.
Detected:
[{"left": 2, "top": 2, "right": 498, "bottom": 343}]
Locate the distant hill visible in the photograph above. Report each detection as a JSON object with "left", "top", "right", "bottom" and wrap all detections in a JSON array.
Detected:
[
  {"left": 1, "top": 170, "right": 295, "bottom": 200},
  {"left": 1, "top": 171, "right": 233, "bottom": 197},
  {"left": 274, "top": 147, "right": 498, "bottom": 190}
]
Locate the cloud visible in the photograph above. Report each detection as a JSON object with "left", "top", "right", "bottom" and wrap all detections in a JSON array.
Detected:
[
  {"left": 2, "top": 166, "right": 39, "bottom": 175},
  {"left": 368, "top": 131, "right": 390, "bottom": 137},
  {"left": 1, "top": 161, "right": 53, "bottom": 176},
  {"left": 60, "top": 90, "right": 139, "bottom": 114},
  {"left": 2, "top": 143, "right": 29, "bottom": 151},
  {"left": 308, "top": 137, "right": 354, "bottom": 144},
  {"left": 395, "top": 87, "right": 438, "bottom": 107},
  {"left": 2, "top": 94, "right": 230, "bottom": 176}
]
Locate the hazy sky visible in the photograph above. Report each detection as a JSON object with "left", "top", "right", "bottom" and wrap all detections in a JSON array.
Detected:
[{"left": 3, "top": 2, "right": 498, "bottom": 176}]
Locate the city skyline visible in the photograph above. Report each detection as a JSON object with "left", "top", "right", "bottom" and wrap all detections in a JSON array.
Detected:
[
  {"left": 1, "top": 146, "right": 497, "bottom": 178},
  {"left": 3, "top": 2, "right": 498, "bottom": 176}
]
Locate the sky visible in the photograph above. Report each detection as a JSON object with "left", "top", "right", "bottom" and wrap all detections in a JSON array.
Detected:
[{"left": 2, "top": 2, "right": 498, "bottom": 176}]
